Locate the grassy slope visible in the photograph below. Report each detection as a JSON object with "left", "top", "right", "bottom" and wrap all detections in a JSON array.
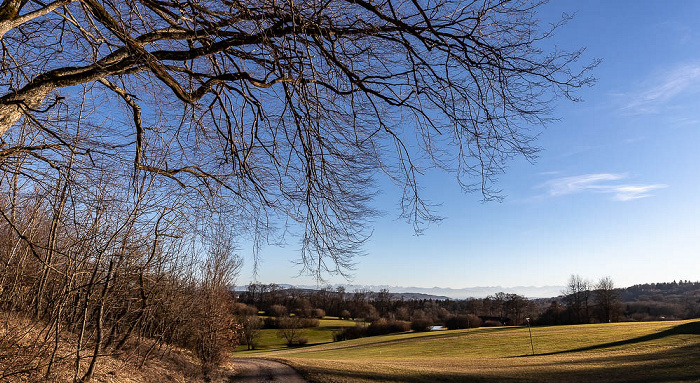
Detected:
[
  {"left": 238, "top": 317, "right": 359, "bottom": 353},
  {"left": 244, "top": 320, "right": 700, "bottom": 383}
]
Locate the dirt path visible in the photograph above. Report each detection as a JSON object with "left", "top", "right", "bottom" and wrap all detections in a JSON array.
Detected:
[{"left": 228, "top": 358, "right": 307, "bottom": 383}]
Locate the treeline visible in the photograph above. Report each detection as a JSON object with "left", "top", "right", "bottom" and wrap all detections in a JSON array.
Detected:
[
  {"left": 238, "top": 277, "right": 700, "bottom": 334},
  {"left": 619, "top": 281, "right": 700, "bottom": 321},
  {"left": 538, "top": 276, "right": 700, "bottom": 325},
  {"left": 238, "top": 284, "right": 541, "bottom": 327},
  {"left": 235, "top": 285, "right": 535, "bottom": 347}
]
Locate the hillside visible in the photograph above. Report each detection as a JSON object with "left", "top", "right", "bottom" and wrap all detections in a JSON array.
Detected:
[
  {"left": 250, "top": 320, "right": 700, "bottom": 383},
  {"left": 0, "top": 313, "right": 238, "bottom": 383}
]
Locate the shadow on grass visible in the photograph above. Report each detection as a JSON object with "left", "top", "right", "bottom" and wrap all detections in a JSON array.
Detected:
[
  {"left": 531, "top": 320, "right": 700, "bottom": 357},
  {"left": 295, "top": 342, "right": 700, "bottom": 383},
  {"left": 263, "top": 326, "right": 521, "bottom": 356}
]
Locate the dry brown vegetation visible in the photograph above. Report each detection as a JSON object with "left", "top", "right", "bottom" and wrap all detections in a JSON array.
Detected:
[
  {"left": 0, "top": 311, "right": 242, "bottom": 383},
  {"left": 0, "top": 185, "right": 243, "bottom": 381}
]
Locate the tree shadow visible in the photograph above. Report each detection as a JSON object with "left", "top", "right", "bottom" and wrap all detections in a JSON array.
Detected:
[
  {"left": 530, "top": 321, "right": 700, "bottom": 357},
  {"left": 279, "top": 326, "right": 521, "bottom": 355},
  {"left": 296, "top": 342, "right": 700, "bottom": 383}
]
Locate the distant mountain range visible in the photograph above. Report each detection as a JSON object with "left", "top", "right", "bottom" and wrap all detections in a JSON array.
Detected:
[{"left": 235, "top": 283, "right": 566, "bottom": 299}]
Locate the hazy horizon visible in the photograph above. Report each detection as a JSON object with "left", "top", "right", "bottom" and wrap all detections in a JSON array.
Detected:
[{"left": 233, "top": 279, "right": 699, "bottom": 300}]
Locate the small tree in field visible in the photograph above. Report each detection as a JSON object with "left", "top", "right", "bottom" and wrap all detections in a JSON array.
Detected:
[
  {"left": 594, "top": 276, "right": 621, "bottom": 323},
  {"left": 233, "top": 303, "right": 262, "bottom": 350},
  {"left": 563, "top": 275, "right": 592, "bottom": 324},
  {"left": 277, "top": 316, "right": 307, "bottom": 347},
  {"left": 339, "top": 309, "right": 352, "bottom": 320},
  {"left": 240, "top": 315, "right": 262, "bottom": 350}
]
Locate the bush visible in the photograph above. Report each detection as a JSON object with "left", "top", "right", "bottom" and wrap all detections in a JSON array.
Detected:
[
  {"left": 445, "top": 314, "right": 481, "bottom": 330},
  {"left": 311, "top": 308, "right": 326, "bottom": 318},
  {"left": 483, "top": 320, "right": 502, "bottom": 327},
  {"left": 367, "top": 319, "right": 410, "bottom": 336},
  {"left": 263, "top": 316, "right": 282, "bottom": 329},
  {"left": 333, "top": 318, "right": 413, "bottom": 342},
  {"left": 232, "top": 303, "right": 258, "bottom": 317},
  {"left": 292, "top": 308, "right": 311, "bottom": 318},
  {"left": 266, "top": 304, "right": 288, "bottom": 317},
  {"left": 366, "top": 317, "right": 387, "bottom": 335},
  {"left": 333, "top": 324, "right": 367, "bottom": 341},
  {"left": 181, "top": 291, "right": 241, "bottom": 376},
  {"left": 339, "top": 309, "right": 352, "bottom": 319},
  {"left": 410, "top": 318, "right": 433, "bottom": 332}
]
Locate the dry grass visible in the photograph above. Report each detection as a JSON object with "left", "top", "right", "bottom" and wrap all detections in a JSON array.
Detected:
[
  {"left": 254, "top": 320, "right": 700, "bottom": 383},
  {"left": 0, "top": 311, "right": 237, "bottom": 383}
]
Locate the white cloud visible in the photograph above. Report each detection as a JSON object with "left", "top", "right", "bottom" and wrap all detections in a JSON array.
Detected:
[
  {"left": 612, "top": 185, "right": 668, "bottom": 201},
  {"left": 539, "top": 173, "right": 667, "bottom": 202},
  {"left": 622, "top": 64, "right": 700, "bottom": 114},
  {"left": 542, "top": 173, "right": 623, "bottom": 196}
]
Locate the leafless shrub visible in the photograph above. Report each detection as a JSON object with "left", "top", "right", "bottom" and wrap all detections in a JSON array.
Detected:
[
  {"left": 410, "top": 318, "right": 433, "bottom": 332},
  {"left": 266, "top": 305, "right": 289, "bottom": 318},
  {"left": 277, "top": 317, "right": 308, "bottom": 347},
  {"left": 311, "top": 308, "right": 326, "bottom": 319}
]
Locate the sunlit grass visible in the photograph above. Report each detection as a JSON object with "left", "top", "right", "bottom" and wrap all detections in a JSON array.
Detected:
[
  {"left": 242, "top": 320, "right": 700, "bottom": 382},
  {"left": 236, "top": 317, "right": 361, "bottom": 353}
]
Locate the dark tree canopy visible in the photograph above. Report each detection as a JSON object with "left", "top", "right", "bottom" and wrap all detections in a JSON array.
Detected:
[{"left": 0, "top": 0, "right": 595, "bottom": 277}]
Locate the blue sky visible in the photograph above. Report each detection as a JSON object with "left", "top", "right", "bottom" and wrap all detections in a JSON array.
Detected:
[{"left": 238, "top": 1, "right": 700, "bottom": 289}]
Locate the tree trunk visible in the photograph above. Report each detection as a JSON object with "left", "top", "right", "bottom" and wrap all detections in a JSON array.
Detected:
[{"left": 79, "top": 260, "right": 114, "bottom": 383}]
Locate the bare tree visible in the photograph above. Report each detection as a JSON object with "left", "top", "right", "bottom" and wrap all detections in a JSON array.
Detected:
[
  {"left": 505, "top": 293, "right": 528, "bottom": 325},
  {"left": 191, "top": 229, "right": 243, "bottom": 375},
  {"left": 563, "top": 274, "right": 591, "bottom": 324},
  {"left": 233, "top": 303, "right": 262, "bottom": 350},
  {"left": 594, "top": 276, "right": 619, "bottom": 323},
  {"left": 277, "top": 316, "right": 307, "bottom": 346},
  {"left": 0, "top": 0, "right": 596, "bottom": 278},
  {"left": 1, "top": 2, "right": 597, "bottom": 376},
  {"left": 0, "top": 106, "right": 245, "bottom": 380}
]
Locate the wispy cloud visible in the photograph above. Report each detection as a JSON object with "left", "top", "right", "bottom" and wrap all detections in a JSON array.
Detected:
[
  {"left": 657, "top": 21, "right": 695, "bottom": 45},
  {"left": 621, "top": 64, "right": 700, "bottom": 114},
  {"left": 612, "top": 185, "right": 667, "bottom": 201},
  {"left": 539, "top": 173, "right": 667, "bottom": 202}
]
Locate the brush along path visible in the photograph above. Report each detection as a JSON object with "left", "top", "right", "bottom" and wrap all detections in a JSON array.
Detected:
[{"left": 229, "top": 358, "right": 307, "bottom": 383}]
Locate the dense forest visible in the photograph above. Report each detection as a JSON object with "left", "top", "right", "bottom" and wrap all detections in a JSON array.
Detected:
[{"left": 618, "top": 281, "right": 700, "bottom": 321}]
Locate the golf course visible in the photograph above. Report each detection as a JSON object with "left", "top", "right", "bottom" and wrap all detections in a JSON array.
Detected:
[{"left": 234, "top": 319, "right": 700, "bottom": 382}]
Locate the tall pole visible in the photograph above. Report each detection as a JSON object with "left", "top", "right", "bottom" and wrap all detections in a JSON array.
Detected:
[{"left": 526, "top": 318, "right": 534, "bottom": 356}]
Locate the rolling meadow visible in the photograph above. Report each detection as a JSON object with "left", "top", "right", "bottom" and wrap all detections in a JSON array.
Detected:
[{"left": 235, "top": 319, "right": 700, "bottom": 383}]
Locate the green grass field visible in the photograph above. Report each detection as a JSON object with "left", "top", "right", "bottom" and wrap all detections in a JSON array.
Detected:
[
  {"left": 236, "top": 317, "right": 360, "bottom": 353},
  {"left": 237, "top": 319, "right": 700, "bottom": 382}
]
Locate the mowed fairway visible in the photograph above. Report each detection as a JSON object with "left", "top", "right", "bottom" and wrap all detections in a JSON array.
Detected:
[{"left": 243, "top": 320, "right": 700, "bottom": 382}]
